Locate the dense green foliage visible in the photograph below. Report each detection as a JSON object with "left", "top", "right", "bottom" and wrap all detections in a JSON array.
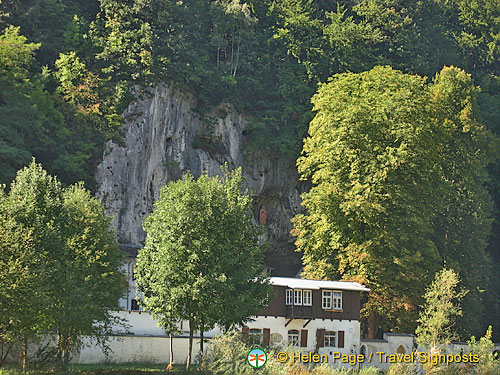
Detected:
[
  {"left": 3, "top": 0, "right": 499, "bottom": 162},
  {"left": 294, "top": 66, "right": 441, "bottom": 337},
  {"left": 135, "top": 167, "right": 269, "bottom": 369},
  {"left": 0, "top": 26, "right": 112, "bottom": 188},
  {"left": 429, "top": 67, "right": 497, "bottom": 338},
  {"left": 0, "top": 0, "right": 499, "bottom": 341},
  {"left": 0, "top": 162, "right": 126, "bottom": 368},
  {"left": 293, "top": 66, "right": 496, "bottom": 338}
]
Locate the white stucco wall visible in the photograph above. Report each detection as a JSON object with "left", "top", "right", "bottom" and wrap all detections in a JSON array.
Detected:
[
  {"left": 113, "top": 311, "right": 169, "bottom": 336},
  {"left": 75, "top": 336, "right": 206, "bottom": 364},
  {"left": 359, "top": 333, "right": 414, "bottom": 369},
  {"left": 66, "top": 324, "right": 500, "bottom": 366},
  {"left": 246, "top": 316, "right": 361, "bottom": 353},
  {"left": 73, "top": 316, "right": 360, "bottom": 366},
  {"left": 111, "top": 311, "right": 221, "bottom": 338}
]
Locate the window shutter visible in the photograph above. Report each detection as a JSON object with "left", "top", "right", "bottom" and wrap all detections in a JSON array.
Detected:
[
  {"left": 263, "top": 328, "right": 270, "bottom": 345},
  {"left": 316, "top": 329, "right": 325, "bottom": 349},
  {"left": 242, "top": 327, "right": 249, "bottom": 334},
  {"left": 300, "top": 329, "right": 308, "bottom": 348},
  {"left": 338, "top": 330, "right": 345, "bottom": 348}
]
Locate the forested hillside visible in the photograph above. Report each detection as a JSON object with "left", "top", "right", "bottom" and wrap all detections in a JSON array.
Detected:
[{"left": 0, "top": 0, "right": 499, "bottom": 340}]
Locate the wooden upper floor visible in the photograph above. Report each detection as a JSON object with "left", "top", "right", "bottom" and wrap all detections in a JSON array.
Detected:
[{"left": 258, "top": 277, "right": 369, "bottom": 321}]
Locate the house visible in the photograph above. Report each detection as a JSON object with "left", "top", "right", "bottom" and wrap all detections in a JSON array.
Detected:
[
  {"left": 243, "top": 277, "right": 370, "bottom": 359},
  {"left": 73, "top": 247, "right": 370, "bottom": 364}
]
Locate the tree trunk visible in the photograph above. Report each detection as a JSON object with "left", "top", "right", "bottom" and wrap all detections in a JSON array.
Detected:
[
  {"left": 186, "top": 326, "right": 193, "bottom": 371},
  {"left": 169, "top": 333, "right": 174, "bottom": 367},
  {"left": 0, "top": 342, "right": 13, "bottom": 367},
  {"left": 57, "top": 330, "right": 71, "bottom": 371},
  {"left": 200, "top": 329, "right": 204, "bottom": 354},
  {"left": 366, "top": 313, "right": 379, "bottom": 339},
  {"left": 233, "top": 39, "right": 240, "bottom": 77},
  {"left": 230, "top": 26, "right": 235, "bottom": 70}
]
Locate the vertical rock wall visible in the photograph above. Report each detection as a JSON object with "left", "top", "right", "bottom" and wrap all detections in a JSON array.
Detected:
[{"left": 96, "top": 84, "right": 307, "bottom": 276}]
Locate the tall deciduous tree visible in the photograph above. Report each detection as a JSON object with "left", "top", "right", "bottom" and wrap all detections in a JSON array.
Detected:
[
  {"left": 0, "top": 196, "right": 49, "bottom": 367},
  {"left": 135, "top": 167, "right": 269, "bottom": 370},
  {"left": 1, "top": 162, "right": 65, "bottom": 367},
  {"left": 0, "top": 161, "right": 126, "bottom": 368},
  {"left": 293, "top": 66, "right": 442, "bottom": 338},
  {"left": 429, "top": 67, "right": 496, "bottom": 338},
  {"left": 52, "top": 182, "right": 126, "bottom": 367},
  {"left": 293, "top": 65, "right": 495, "bottom": 339}
]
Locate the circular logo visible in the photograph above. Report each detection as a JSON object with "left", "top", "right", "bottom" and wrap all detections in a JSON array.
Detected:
[{"left": 247, "top": 348, "right": 267, "bottom": 369}]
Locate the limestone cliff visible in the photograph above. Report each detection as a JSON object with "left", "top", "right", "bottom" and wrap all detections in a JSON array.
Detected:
[{"left": 96, "top": 84, "right": 308, "bottom": 276}]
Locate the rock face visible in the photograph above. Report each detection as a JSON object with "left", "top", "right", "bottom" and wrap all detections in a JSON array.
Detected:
[{"left": 96, "top": 84, "right": 307, "bottom": 276}]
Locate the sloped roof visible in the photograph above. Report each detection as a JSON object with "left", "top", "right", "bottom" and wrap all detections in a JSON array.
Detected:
[{"left": 269, "top": 277, "right": 370, "bottom": 292}]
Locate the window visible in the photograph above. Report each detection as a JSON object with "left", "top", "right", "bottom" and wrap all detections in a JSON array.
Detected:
[
  {"left": 131, "top": 299, "right": 140, "bottom": 311},
  {"left": 249, "top": 329, "right": 262, "bottom": 345},
  {"left": 286, "top": 289, "right": 293, "bottom": 305},
  {"left": 324, "top": 331, "right": 336, "bottom": 347},
  {"left": 303, "top": 290, "right": 312, "bottom": 306},
  {"left": 321, "top": 290, "right": 342, "bottom": 310},
  {"left": 294, "top": 289, "right": 302, "bottom": 305},
  {"left": 332, "top": 291, "right": 342, "bottom": 310},
  {"left": 322, "top": 290, "right": 332, "bottom": 309},
  {"left": 288, "top": 330, "right": 300, "bottom": 347}
]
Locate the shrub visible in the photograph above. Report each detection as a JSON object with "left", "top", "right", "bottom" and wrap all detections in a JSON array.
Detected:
[
  {"left": 468, "top": 326, "right": 500, "bottom": 375},
  {"left": 198, "top": 331, "right": 337, "bottom": 375},
  {"left": 387, "top": 362, "right": 409, "bottom": 375}
]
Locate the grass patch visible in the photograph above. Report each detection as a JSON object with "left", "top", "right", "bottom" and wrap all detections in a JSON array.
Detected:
[
  {"left": 70, "top": 363, "right": 166, "bottom": 374},
  {"left": 0, "top": 363, "right": 200, "bottom": 375}
]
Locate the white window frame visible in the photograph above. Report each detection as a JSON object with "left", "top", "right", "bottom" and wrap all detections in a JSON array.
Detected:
[
  {"left": 322, "top": 290, "right": 342, "bottom": 310},
  {"left": 322, "top": 290, "right": 332, "bottom": 310},
  {"left": 303, "top": 290, "right": 312, "bottom": 306},
  {"left": 324, "top": 331, "right": 337, "bottom": 347},
  {"left": 332, "top": 291, "right": 342, "bottom": 310},
  {"left": 294, "top": 289, "right": 302, "bottom": 305},
  {"left": 288, "top": 330, "right": 300, "bottom": 347},
  {"left": 286, "top": 289, "right": 293, "bottom": 305}
]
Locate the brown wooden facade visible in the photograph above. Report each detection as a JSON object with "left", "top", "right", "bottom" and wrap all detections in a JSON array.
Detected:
[{"left": 258, "top": 285, "right": 362, "bottom": 321}]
